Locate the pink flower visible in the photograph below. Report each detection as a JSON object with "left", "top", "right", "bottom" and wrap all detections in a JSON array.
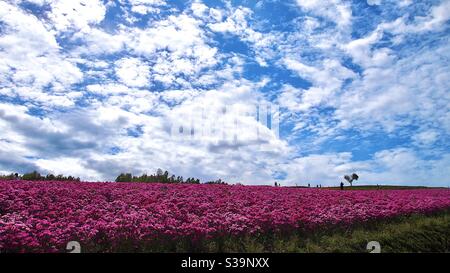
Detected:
[{"left": 0, "top": 180, "right": 449, "bottom": 252}]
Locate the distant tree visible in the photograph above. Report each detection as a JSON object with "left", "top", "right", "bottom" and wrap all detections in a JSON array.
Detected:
[
  {"left": 0, "top": 173, "right": 15, "bottom": 180},
  {"left": 22, "top": 171, "right": 41, "bottom": 181},
  {"left": 46, "top": 174, "right": 56, "bottom": 181},
  {"left": 344, "top": 173, "right": 359, "bottom": 187},
  {"left": 116, "top": 173, "right": 132, "bottom": 182},
  {"left": 169, "top": 175, "right": 176, "bottom": 183},
  {"left": 2, "top": 172, "right": 79, "bottom": 182},
  {"left": 115, "top": 170, "right": 204, "bottom": 184},
  {"left": 205, "top": 179, "right": 227, "bottom": 185}
]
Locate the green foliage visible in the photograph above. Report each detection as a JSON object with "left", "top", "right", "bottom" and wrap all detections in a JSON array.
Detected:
[
  {"left": 0, "top": 171, "right": 80, "bottom": 182},
  {"left": 115, "top": 173, "right": 132, "bottom": 182},
  {"left": 0, "top": 173, "right": 19, "bottom": 180},
  {"left": 22, "top": 171, "right": 42, "bottom": 181},
  {"left": 204, "top": 179, "right": 227, "bottom": 185},
  {"left": 115, "top": 169, "right": 203, "bottom": 184}
]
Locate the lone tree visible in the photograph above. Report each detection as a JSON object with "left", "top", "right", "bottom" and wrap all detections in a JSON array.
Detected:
[{"left": 344, "top": 173, "right": 359, "bottom": 187}]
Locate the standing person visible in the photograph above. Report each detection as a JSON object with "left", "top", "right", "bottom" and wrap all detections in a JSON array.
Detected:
[
  {"left": 308, "top": 183, "right": 310, "bottom": 188},
  {"left": 340, "top": 182, "right": 344, "bottom": 190}
]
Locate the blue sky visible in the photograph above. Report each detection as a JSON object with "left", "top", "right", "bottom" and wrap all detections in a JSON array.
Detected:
[{"left": 0, "top": 0, "right": 449, "bottom": 186}]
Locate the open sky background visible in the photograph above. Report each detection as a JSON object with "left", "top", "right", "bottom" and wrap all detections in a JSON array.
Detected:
[{"left": 0, "top": 0, "right": 449, "bottom": 186}]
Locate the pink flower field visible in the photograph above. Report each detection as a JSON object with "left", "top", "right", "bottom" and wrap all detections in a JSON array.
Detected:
[{"left": 0, "top": 180, "right": 449, "bottom": 252}]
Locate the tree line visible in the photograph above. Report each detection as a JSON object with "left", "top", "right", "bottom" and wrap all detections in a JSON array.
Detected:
[
  {"left": 0, "top": 171, "right": 81, "bottom": 181},
  {"left": 115, "top": 170, "right": 200, "bottom": 184},
  {"left": 116, "top": 168, "right": 201, "bottom": 183},
  {"left": 116, "top": 169, "right": 227, "bottom": 184}
]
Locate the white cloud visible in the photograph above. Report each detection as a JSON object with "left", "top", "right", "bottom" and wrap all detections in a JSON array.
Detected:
[
  {"left": 0, "top": 70, "right": 291, "bottom": 183},
  {"left": 115, "top": 58, "right": 150, "bottom": 88},
  {"left": 48, "top": 0, "right": 106, "bottom": 32},
  {"left": 413, "top": 130, "right": 439, "bottom": 146},
  {"left": 378, "top": 1, "right": 450, "bottom": 35},
  {"left": 398, "top": 0, "right": 412, "bottom": 7},
  {"left": 207, "top": 6, "right": 278, "bottom": 66},
  {"left": 280, "top": 148, "right": 450, "bottom": 186},
  {"left": 72, "top": 28, "right": 127, "bottom": 55},
  {"left": 281, "top": 58, "right": 355, "bottom": 111},
  {"left": 342, "top": 30, "right": 388, "bottom": 68},
  {"left": 129, "top": 0, "right": 166, "bottom": 13},
  {"left": 412, "top": 0, "right": 450, "bottom": 32},
  {"left": 191, "top": 1, "right": 209, "bottom": 18},
  {"left": 295, "top": 0, "right": 352, "bottom": 29},
  {"left": 0, "top": 1, "right": 83, "bottom": 107},
  {"left": 368, "top": 148, "right": 450, "bottom": 186},
  {"left": 35, "top": 157, "right": 101, "bottom": 181},
  {"left": 125, "top": 13, "right": 218, "bottom": 85},
  {"left": 208, "top": 7, "right": 252, "bottom": 33},
  {"left": 335, "top": 41, "right": 450, "bottom": 135}
]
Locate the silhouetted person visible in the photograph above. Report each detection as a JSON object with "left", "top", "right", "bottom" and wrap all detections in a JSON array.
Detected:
[
  {"left": 274, "top": 182, "right": 277, "bottom": 187},
  {"left": 308, "top": 183, "right": 310, "bottom": 188},
  {"left": 340, "top": 182, "right": 344, "bottom": 190}
]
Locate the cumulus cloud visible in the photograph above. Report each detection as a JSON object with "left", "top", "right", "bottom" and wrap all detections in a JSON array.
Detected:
[
  {"left": 115, "top": 58, "right": 150, "bottom": 88},
  {"left": 129, "top": 0, "right": 166, "bottom": 14},
  {"left": 0, "top": 1, "right": 83, "bottom": 107},
  {"left": 125, "top": 13, "right": 218, "bottom": 86},
  {"left": 48, "top": 0, "right": 106, "bottom": 32}
]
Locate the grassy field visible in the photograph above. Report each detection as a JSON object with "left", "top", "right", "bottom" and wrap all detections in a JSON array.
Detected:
[{"left": 290, "top": 210, "right": 450, "bottom": 253}]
